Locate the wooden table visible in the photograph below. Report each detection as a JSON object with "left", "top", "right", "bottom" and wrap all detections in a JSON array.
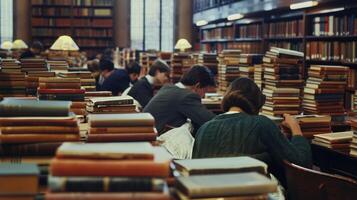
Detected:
[{"left": 311, "top": 143, "right": 357, "bottom": 180}]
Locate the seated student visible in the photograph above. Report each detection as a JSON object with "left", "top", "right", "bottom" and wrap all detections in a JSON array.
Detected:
[
  {"left": 128, "top": 59, "right": 170, "bottom": 108},
  {"left": 193, "top": 77, "right": 312, "bottom": 183},
  {"left": 97, "top": 59, "right": 130, "bottom": 96},
  {"left": 20, "top": 41, "right": 43, "bottom": 59},
  {"left": 143, "top": 65, "right": 216, "bottom": 135},
  {"left": 125, "top": 61, "right": 141, "bottom": 85}
]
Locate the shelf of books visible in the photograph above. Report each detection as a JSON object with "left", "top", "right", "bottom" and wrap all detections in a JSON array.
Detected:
[{"left": 31, "top": 0, "right": 114, "bottom": 57}]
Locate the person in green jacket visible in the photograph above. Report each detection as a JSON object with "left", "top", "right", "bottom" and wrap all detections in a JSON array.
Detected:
[{"left": 193, "top": 77, "right": 312, "bottom": 185}]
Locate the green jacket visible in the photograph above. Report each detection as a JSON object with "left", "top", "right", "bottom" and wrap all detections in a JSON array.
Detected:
[{"left": 193, "top": 113, "right": 312, "bottom": 181}]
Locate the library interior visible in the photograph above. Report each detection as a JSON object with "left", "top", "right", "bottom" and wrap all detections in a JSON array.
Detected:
[{"left": 0, "top": 0, "right": 357, "bottom": 199}]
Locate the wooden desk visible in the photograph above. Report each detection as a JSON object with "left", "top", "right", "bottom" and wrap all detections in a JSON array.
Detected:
[
  {"left": 311, "top": 143, "right": 357, "bottom": 180},
  {"left": 202, "top": 98, "right": 223, "bottom": 114}
]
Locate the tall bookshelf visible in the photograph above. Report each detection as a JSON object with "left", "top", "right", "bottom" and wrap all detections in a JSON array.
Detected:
[
  {"left": 196, "top": 3, "right": 357, "bottom": 112},
  {"left": 31, "top": 0, "right": 114, "bottom": 58}
]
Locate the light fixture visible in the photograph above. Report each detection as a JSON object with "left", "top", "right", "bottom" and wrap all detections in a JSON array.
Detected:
[
  {"left": 1, "top": 41, "right": 13, "bottom": 50},
  {"left": 12, "top": 39, "right": 28, "bottom": 49},
  {"left": 317, "top": 7, "right": 344, "bottom": 14},
  {"left": 196, "top": 20, "right": 208, "bottom": 27},
  {"left": 227, "top": 13, "right": 244, "bottom": 21},
  {"left": 290, "top": 1, "right": 318, "bottom": 10},
  {"left": 50, "top": 35, "right": 79, "bottom": 51},
  {"left": 174, "top": 39, "right": 192, "bottom": 52}
]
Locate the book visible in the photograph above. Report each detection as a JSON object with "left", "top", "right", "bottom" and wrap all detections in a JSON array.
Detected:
[
  {"left": 86, "top": 133, "right": 157, "bottom": 142},
  {"left": 48, "top": 176, "right": 165, "bottom": 192},
  {"left": 176, "top": 172, "right": 277, "bottom": 198},
  {"left": 88, "top": 113, "right": 154, "bottom": 127},
  {"left": 0, "top": 143, "right": 62, "bottom": 156},
  {"left": 0, "top": 115, "right": 78, "bottom": 126},
  {"left": 174, "top": 157, "right": 268, "bottom": 177},
  {"left": 45, "top": 192, "right": 171, "bottom": 200},
  {"left": 0, "top": 126, "right": 79, "bottom": 134},
  {"left": 89, "top": 127, "right": 155, "bottom": 134},
  {"left": 0, "top": 163, "right": 39, "bottom": 195},
  {"left": 313, "top": 131, "right": 353, "bottom": 143},
  {"left": 50, "top": 158, "right": 170, "bottom": 177},
  {"left": 0, "top": 134, "right": 80, "bottom": 144},
  {"left": 55, "top": 142, "right": 154, "bottom": 160},
  {"left": 0, "top": 99, "right": 70, "bottom": 117}
]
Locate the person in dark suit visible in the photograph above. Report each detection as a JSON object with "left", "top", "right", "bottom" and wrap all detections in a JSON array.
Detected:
[
  {"left": 128, "top": 59, "right": 170, "bottom": 108},
  {"left": 20, "top": 41, "right": 43, "bottom": 59},
  {"left": 125, "top": 61, "right": 142, "bottom": 85},
  {"left": 143, "top": 65, "right": 216, "bottom": 135},
  {"left": 97, "top": 59, "right": 131, "bottom": 96}
]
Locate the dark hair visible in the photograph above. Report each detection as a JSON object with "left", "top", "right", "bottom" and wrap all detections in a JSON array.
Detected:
[
  {"left": 148, "top": 59, "right": 170, "bottom": 76},
  {"left": 32, "top": 41, "right": 43, "bottom": 51},
  {"left": 102, "top": 48, "right": 113, "bottom": 61},
  {"left": 180, "top": 65, "right": 215, "bottom": 88},
  {"left": 126, "top": 61, "right": 141, "bottom": 75},
  {"left": 99, "top": 59, "right": 114, "bottom": 72},
  {"left": 222, "top": 77, "right": 266, "bottom": 115}
]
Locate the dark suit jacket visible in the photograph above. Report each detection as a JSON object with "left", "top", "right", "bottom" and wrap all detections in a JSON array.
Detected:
[
  {"left": 143, "top": 84, "right": 215, "bottom": 135},
  {"left": 99, "top": 69, "right": 130, "bottom": 96},
  {"left": 128, "top": 77, "right": 153, "bottom": 108}
]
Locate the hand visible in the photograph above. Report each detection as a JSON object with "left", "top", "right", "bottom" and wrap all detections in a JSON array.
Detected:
[{"left": 281, "top": 114, "right": 303, "bottom": 136}]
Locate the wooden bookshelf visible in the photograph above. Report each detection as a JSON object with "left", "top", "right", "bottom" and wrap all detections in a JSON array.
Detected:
[{"left": 31, "top": 0, "right": 114, "bottom": 57}]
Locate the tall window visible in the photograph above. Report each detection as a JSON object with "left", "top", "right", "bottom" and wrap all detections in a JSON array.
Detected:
[
  {"left": 130, "top": 0, "right": 174, "bottom": 51},
  {"left": 0, "top": 0, "right": 13, "bottom": 44}
]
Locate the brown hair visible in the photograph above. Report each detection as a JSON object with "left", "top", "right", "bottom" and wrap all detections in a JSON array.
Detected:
[{"left": 222, "top": 77, "right": 265, "bottom": 115}]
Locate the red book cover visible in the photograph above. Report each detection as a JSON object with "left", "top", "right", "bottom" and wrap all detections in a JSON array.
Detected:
[
  {"left": 45, "top": 192, "right": 171, "bottom": 200},
  {"left": 50, "top": 158, "right": 170, "bottom": 177},
  {"left": 38, "top": 88, "right": 85, "bottom": 94},
  {"left": 87, "top": 133, "right": 157, "bottom": 142}
]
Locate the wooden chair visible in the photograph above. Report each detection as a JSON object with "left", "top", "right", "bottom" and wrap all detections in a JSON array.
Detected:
[{"left": 283, "top": 160, "right": 357, "bottom": 200}]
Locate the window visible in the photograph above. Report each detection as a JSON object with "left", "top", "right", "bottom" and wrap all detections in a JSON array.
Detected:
[
  {"left": 130, "top": 0, "right": 174, "bottom": 51},
  {"left": 0, "top": 0, "right": 13, "bottom": 44}
]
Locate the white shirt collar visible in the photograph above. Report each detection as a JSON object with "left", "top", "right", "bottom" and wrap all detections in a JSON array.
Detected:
[
  {"left": 225, "top": 111, "right": 241, "bottom": 114},
  {"left": 145, "top": 75, "right": 155, "bottom": 85},
  {"left": 175, "top": 82, "right": 186, "bottom": 89}
]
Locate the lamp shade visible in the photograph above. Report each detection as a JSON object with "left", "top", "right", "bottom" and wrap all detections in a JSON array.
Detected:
[
  {"left": 1, "top": 41, "right": 13, "bottom": 50},
  {"left": 174, "top": 39, "right": 192, "bottom": 52},
  {"left": 12, "top": 39, "right": 28, "bottom": 49},
  {"left": 50, "top": 35, "right": 79, "bottom": 51}
]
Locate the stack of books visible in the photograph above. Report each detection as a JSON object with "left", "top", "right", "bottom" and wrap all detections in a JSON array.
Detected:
[
  {"left": 147, "top": 53, "right": 158, "bottom": 69},
  {"left": 312, "top": 131, "right": 353, "bottom": 151},
  {"left": 25, "top": 71, "right": 56, "bottom": 96},
  {"left": 0, "top": 163, "right": 39, "bottom": 200},
  {"left": 349, "top": 120, "right": 357, "bottom": 157},
  {"left": 282, "top": 115, "right": 332, "bottom": 138},
  {"left": 58, "top": 72, "right": 96, "bottom": 91},
  {"left": 261, "top": 47, "right": 304, "bottom": 117},
  {"left": 198, "top": 53, "right": 218, "bottom": 77},
  {"left": 48, "top": 60, "right": 69, "bottom": 73},
  {"left": 20, "top": 58, "right": 48, "bottom": 73},
  {"left": 87, "top": 113, "right": 157, "bottom": 142},
  {"left": 139, "top": 52, "right": 149, "bottom": 75},
  {"left": 254, "top": 64, "right": 264, "bottom": 89},
  {"left": 217, "top": 49, "right": 241, "bottom": 92},
  {"left": 84, "top": 91, "right": 112, "bottom": 101},
  {"left": 158, "top": 52, "right": 172, "bottom": 67},
  {"left": 239, "top": 54, "right": 263, "bottom": 79},
  {"left": 0, "top": 99, "right": 80, "bottom": 153},
  {"left": 173, "top": 157, "right": 277, "bottom": 200},
  {"left": 171, "top": 53, "right": 193, "bottom": 83},
  {"left": 38, "top": 77, "right": 85, "bottom": 101},
  {"left": 303, "top": 65, "right": 348, "bottom": 116},
  {"left": 46, "top": 142, "right": 172, "bottom": 200},
  {"left": 86, "top": 96, "right": 136, "bottom": 114},
  {"left": 0, "top": 72, "right": 26, "bottom": 97},
  {"left": 70, "top": 101, "right": 87, "bottom": 118},
  {"left": 0, "top": 58, "right": 21, "bottom": 73}
]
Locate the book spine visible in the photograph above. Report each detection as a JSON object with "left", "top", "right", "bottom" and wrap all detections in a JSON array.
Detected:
[
  {"left": 86, "top": 133, "right": 157, "bottom": 142},
  {"left": 39, "top": 82, "right": 81, "bottom": 89},
  {"left": 0, "top": 134, "right": 79, "bottom": 144},
  {"left": 50, "top": 158, "right": 170, "bottom": 177},
  {"left": 48, "top": 176, "right": 164, "bottom": 192},
  {"left": 45, "top": 192, "right": 171, "bottom": 200},
  {"left": 0, "top": 126, "right": 79, "bottom": 134},
  {"left": 39, "top": 93, "right": 85, "bottom": 101},
  {"left": 89, "top": 127, "right": 154, "bottom": 134},
  {"left": 0, "top": 142, "right": 62, "bottom": 156}
]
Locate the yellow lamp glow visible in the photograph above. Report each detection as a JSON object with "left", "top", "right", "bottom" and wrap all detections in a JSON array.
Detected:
[
  {"left": 1, "top": 41, "right": 13, "bottom": 50},
  {"left": 174, "top": 39, "right": 192, "bottom": 52},
  {"left": 12, "top": 39, "right": 28, "bottom": 49},
  {"left": 50, "top": 35, "right": 79, "bottom": 51}
]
